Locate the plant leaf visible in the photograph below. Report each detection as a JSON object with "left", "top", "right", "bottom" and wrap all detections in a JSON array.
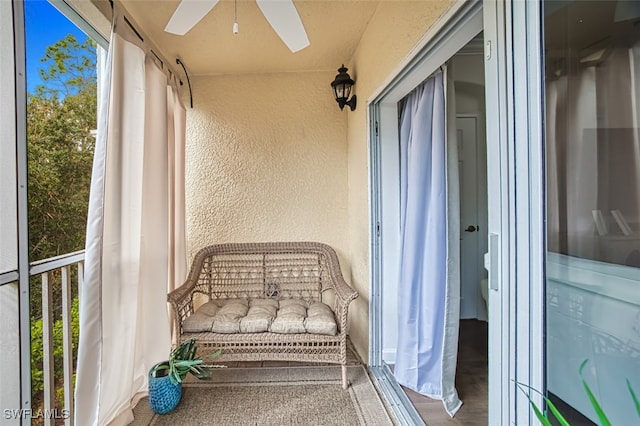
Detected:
[
  {"left": 514, "top": 381, "right": 569, "bottom": 426},
  {"left": 627, "top": 379, "right": 640, "bottom": 417},
  {"left": 515, "top": 382, "right": 552, "bottom": 426},
  {"left": 205, "top": 349, "right": 222, "bottom": 361},
  {"left": 545, "top": 398, "right": 570, "bottom": 426},
  {"left": 579, "top": 359, "right": 611, "bottom": 426},
  {"left": 167, "top": 340, "right": 223, "bottom": 383},
  {"left": 516, "top": 382, "right": 552, "bottom": 426},
  {"left": 530, "top": 400, "right": 553, "bottom": 426}
]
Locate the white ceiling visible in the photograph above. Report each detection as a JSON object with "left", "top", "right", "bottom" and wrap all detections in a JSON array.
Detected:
[{"left": 112, "top": 0, "right": 380, "bottom": 76}]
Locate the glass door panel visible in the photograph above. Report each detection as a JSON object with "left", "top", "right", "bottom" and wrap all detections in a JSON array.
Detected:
[{"left": 543, "top": 1, "right": 640, "bottom": 424}]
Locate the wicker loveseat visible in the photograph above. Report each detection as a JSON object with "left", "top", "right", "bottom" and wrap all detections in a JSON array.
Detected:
[{"left": 168, "top": 242, "right": 359, "bottom": 388}]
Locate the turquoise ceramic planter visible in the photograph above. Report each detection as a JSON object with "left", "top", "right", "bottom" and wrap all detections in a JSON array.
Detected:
[{"left": 148, "top": 362, "right": 182, "bottom": 414}]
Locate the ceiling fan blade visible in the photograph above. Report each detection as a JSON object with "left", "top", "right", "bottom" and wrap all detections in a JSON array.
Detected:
[
  {"left": 255, "top": 0, "right": 310, "bottom": 53},
  {"left": 165, "top": 0, "right": 220, "bottom": 36}
]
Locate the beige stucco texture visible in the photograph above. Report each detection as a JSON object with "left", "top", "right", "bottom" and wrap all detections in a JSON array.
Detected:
[
  {"left": 345, "top": 0, "right": 452, "bottom": 361},
  {"left": 186, "top": 72, "right": 349, "bottom": 262},
  {"left": 185, "top": 1, "right": 453, "bottom": 363}
]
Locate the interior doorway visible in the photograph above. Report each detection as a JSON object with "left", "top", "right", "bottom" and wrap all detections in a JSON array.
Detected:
[
  {"left": 453, "top": 46, "right": 488, "bottom": 322},
  {"left": 367, "top": 3, "right": 487, "bottom": 421},
  {"left": 396, "top": 36, "right": 489, "bottom": 423},
  {"left": 458, "top": 115, "right": 488, "bottom": 320}
]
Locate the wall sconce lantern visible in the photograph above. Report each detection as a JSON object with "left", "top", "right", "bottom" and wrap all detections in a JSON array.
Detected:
[{"left": 331, "top": 65, "right": 357, "bottom": 111}]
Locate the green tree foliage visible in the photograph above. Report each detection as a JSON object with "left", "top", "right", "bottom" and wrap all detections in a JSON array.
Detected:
[
  {"left": 30, "top": 298, "right": 80, "bottom": 396},
  {"left": 27, "top": 34, "right": 96, "bottom": 405},
  {"left": 28, "top": 34, "right": 96, "bottom": 324},
  {"left": 35, "top": 34, "right": 97, "bottom": 99},
  {"left": 28, "top": 34, "right": 96, "bottom": 264}
]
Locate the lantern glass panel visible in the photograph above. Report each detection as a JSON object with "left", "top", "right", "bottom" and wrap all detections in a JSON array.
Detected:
[{"left": 342, "top": 83, "right": 351, "bottom": 100}]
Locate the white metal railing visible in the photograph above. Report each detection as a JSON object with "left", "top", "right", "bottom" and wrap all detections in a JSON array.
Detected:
[{"left": 30, "top": 250, "right": 84, "bottom": 426}]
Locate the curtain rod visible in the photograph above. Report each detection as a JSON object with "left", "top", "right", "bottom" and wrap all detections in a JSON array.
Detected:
[
  {"left": 108, "top": 0, "right": 142, "bottom": 43},
  {"left": 123, "top": 15, "right": 143, "bottom": 42},
  {"left": 107, "top": 0, "right": 189, "bottom": 98},
  {"left": 176, "top": 58, "right": 193, "bottom": 109}
]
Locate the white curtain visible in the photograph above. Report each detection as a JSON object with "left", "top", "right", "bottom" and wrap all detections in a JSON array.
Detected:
[
  {"left": 632, "top": 42, "right": 640, "bottom": 204},
  {"left": 75, "top": 8, "right": 187, "bottom": 425},
  {"left": 167, "top": 84, "right": 188, "bottom": 291},
  {"left": 167, "top": 84, "right": 188, "bottom": 343},
  {"left": 0, "top": 0, "right": 17, "bottom": 277},
  {"left": 394, "top": 68, "right": 462, "bottom": 416},
  {"left": 546, "top": 42, "right": 640, "bottom": 264},
  {"left": 545, "top": 67, "right": 598, "bottom": 257}
]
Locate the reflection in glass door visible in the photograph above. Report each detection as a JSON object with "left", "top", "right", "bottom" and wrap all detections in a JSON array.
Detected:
[{"left": 543, "top": 1, "right": 640, "bottom": 424}]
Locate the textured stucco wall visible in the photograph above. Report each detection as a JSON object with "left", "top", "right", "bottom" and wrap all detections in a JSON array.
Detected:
[
  {"left": 184, "top": 1, "right": 454, "bottom": 363},
  {"left": 185, "top": 72, "right": 350, "bottom": 270},
  {"left": 345, "top": 1, "right": 453, "bottom": 362}
]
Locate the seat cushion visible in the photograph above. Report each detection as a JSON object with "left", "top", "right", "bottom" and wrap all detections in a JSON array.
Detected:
[
  {"left": 240, "top": 299, "right": 278, "bottom": 333},
  {"left": 304, "top": 301, "right": 337, "bottom": 336},
  {"left": 182, "top": 301, "right": 221, "bottom": 333},
  {"left": 182, "top": 313, "right": 215, "bottom": 333},
  {"left": 198, "top": 300, "right": 222, "bottom": 316},
  {"left": 211, "top": 299, "right": 249, "bottom": 333},
  {"left": 269, "top": 299, "right": 307, "bottom": 334},
  {"left": 182, "top": 298, "right": 339, "bottom": 335}
]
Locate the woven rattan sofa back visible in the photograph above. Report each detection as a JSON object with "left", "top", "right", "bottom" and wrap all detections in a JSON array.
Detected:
[{"left": 187, "top": 242, "right": 338, "bottom": 304}]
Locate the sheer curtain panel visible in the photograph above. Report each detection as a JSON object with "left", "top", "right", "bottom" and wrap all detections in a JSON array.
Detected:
[
  {"left": 75, "top": 8, "right": 187, "bottom": 425},
  {"left": 0, "top": 0, "right": 18, "bottom": 276},
  {"left": 394, "top": 69, "right": 462, "bottom": 416},
  {"left": 167, "top": 84, "right": 188, "bottom": 343}
]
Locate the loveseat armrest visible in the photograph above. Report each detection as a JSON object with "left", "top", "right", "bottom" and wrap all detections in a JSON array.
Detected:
[
  {"left": 320, "top": 243, "right": 359, "bottom": 335},
  {"left": 334, "top": 281, "right": 358, "bottom": 335},
  {"left": 167, "top": 282, "right": 195, "bottom": 339},
  {"left": 323, "top": 245, "right": 359, "bottom": 306},
  {"left": 333, "top": 275, "right": 359, "bottom": 307}
]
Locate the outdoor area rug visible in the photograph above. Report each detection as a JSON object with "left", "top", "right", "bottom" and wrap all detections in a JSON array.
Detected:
[{"left": 130, "top": 365, "right": 395, "bottom": 425}]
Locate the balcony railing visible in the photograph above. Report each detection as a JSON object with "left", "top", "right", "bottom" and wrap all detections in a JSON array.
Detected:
[{"left": 30, "top": 250, "right": 84, "bottom": 426}]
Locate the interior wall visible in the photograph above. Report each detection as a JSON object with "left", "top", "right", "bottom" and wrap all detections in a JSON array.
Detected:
[
  {"left": 185, "top": 72, "right": 350, "bottom": 271},
  {"left": 346, "top": 0, "right": 453, "bottom": 362},
  {"left": 184, "top": 1, "right": 455, "bottom": 363},
  {"left": 452, "top": 53, "right": 488, "bottom": 320},
  {"left": 452, "top": 54, "right": 485, "bottom": 89}
]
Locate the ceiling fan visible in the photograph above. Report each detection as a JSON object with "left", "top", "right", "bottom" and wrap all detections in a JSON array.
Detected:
[{"left": 164, "top": 0, "right": 310, "bottom": 53}]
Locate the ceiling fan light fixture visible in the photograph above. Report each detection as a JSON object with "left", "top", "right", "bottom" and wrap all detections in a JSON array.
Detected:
[
  {"left": 331, "top": 65, "right": 357, "bottom": 111},
  {"left": 233, "top": 0, "right": 239, "bottom": 34}
]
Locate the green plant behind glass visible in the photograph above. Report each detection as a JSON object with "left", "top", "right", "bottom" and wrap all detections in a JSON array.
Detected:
[{"left": 517, "top": 359, "right": 640, "bottom": 425}]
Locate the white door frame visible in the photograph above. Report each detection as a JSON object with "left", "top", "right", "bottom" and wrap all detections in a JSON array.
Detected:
[
  {"left": 369, "top": 1, "right": 545, "bottom": 424},
  {"left": 483, "top": 0, "right": 545, "bottom": 424},
  {"left": 367, "top": 1, "right": 484, "bottom": 424}
]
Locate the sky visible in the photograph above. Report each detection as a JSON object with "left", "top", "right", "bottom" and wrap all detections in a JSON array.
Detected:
[{"left": 24, "top": 0, "right": 89, "bottom": 94}]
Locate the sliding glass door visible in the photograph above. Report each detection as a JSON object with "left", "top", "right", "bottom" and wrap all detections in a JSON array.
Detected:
[{"left": 543, "top": 1, "right": 640, "bottom": 424}]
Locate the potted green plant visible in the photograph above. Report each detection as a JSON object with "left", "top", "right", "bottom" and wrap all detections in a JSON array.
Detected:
[{"left": 148, "top": 339, "right": 222, "bottom": 414}]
